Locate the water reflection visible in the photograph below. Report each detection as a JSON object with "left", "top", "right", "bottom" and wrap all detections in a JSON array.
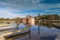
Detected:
[{"left": 6, "top": 22, "right": 60, "bottom": 40}]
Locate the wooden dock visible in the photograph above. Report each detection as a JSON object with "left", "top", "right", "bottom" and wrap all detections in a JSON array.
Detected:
[
  {"left": 52, "top": 23, "right": 60, "bottom": 28},
  {"left": 0, "top": 28, "right": 30, "bottom": 40}
]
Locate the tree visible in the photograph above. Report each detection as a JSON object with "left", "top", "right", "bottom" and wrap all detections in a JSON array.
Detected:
[{"left": 15, "top": 17, "right": 21, "bottom": 29}]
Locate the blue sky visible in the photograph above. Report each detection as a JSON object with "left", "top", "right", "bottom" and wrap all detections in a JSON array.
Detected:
[{"left": 0, "top": 0, "right": 60, "bottom": 18}]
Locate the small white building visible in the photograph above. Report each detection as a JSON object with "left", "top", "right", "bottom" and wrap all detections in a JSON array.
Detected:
[
  {"left": 29, "top": 18, "right": 35, "bottom": 25},
  {"left": 22, "top": 15, "right": 35, "bottom": 25}
]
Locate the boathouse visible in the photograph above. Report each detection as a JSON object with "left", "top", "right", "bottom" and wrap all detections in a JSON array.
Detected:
[{"left": 22, "top": 15, "right": 35, "bottom": 25}]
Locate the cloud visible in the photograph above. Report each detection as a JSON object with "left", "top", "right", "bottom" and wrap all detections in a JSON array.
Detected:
[
  {"left": 0, "top": 9, "right": 19, "bottom": 18},
  {"left": 0, "top": 6, "right": 38, "bottom": 18},
  {"left": 0, "top": 0, "right": 60, "bottom": 18},
  {"left": 0, "top": 0, "right": 60, "bottom": 11}
]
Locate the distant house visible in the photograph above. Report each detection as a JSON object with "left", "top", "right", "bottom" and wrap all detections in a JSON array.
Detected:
[{"left": 22, "top": 15, "right": 35, "bottom": 25}]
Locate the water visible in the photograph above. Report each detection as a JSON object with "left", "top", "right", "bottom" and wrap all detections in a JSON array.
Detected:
[{"left": 3, "top": 23, "right": 60, "bottom": 40}]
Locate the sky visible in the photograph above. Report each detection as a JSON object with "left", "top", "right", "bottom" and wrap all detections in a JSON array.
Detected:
[{"left": 0, "top": 0, "right": 60, "bottom": 18}]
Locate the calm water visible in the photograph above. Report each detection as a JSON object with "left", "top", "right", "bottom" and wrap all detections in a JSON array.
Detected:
[{"left": 6, "top": 23, "right": 60, "bottom": 40}]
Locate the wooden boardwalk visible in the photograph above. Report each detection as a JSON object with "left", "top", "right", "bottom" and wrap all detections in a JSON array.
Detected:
[
  {"left": 53, "top": 23, "right": 60, "bottom": 27},
  {"left": 0, "top": 28, "right": 29, "bottom": 40},
  {"left": 52, "top": 23, "right": 60, "bottom": 29}
]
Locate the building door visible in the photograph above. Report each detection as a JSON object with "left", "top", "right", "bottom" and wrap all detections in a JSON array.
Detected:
[{"left": 26, "top": 19, "right": 29, "bottom": 24}]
